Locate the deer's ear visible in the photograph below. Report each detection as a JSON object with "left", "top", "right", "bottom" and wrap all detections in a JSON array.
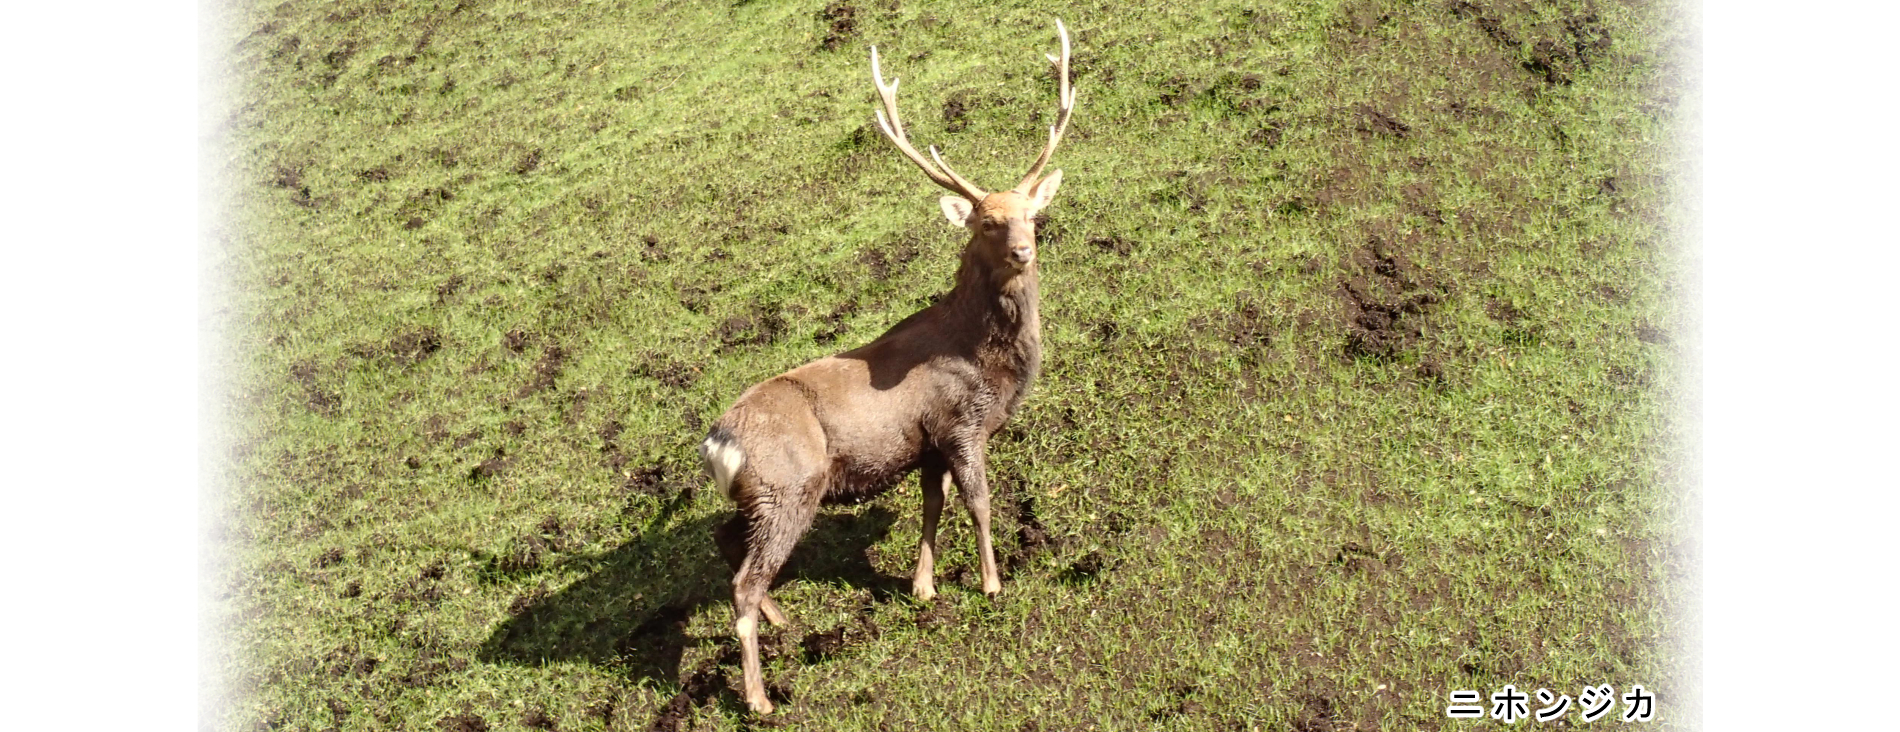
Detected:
[
  {"left": 939, "top": 196, "right": 975, "bottom": 228},
  {"left": 1027, "top": 169, "right": 1063, "bottom": 211}
]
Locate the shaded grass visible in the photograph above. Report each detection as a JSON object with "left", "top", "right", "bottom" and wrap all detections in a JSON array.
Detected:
[{"left": 206, "top": 0, "right": 1695, "bottom": 729}]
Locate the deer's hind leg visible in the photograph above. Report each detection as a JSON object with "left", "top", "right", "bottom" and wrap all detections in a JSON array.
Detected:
[
  {"left": 714, "top": 514, "right": 787, "bottom": 626},
  {"left": 730, "top": 478, "right": 821, "bottom": 715}
]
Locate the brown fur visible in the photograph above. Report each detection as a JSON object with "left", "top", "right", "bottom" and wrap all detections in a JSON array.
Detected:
[
  {"left": 702, "top": 187, "right": 1059, "bottom": 714},
  {"left": 702, "top": 23, "right": 1075, "bottom": 714}
]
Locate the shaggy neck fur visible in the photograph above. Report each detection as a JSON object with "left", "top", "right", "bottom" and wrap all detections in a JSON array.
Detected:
[{"left": 942, "top": 244, "right": 1043, "bottom": 420}]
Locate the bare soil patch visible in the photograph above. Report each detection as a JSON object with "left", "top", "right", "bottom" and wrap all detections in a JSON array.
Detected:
[
  {"left": 813, "top": 299, "right": 860, "bottom": 345},
  {"left": 437, "top": 712, "right": 488, "bottom": 732},
  {"left": 349, "top": 327, "right": 442, "bottom": 366},
  {"left": 817, "top": 2, "right": 859, "bottom": 52},
  {"left": 290, "top": 358, "right": 341, "bottom": 415},
  {"left": 714, "top": 306, "right": 787, "bottom": 352},
  {"left": 1354, "top": 104, "right": 1411, "bottom": 138},
  {"left": 517, "top": 345, "right": 567, "bottom": 397},
  {"left": 1337, "top": 236, "right": 1446, "bottom": 363}
]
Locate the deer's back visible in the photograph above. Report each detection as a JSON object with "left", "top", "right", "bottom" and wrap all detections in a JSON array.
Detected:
[{"left": 716, "top": 350, "right": 969, "bottom": 503}]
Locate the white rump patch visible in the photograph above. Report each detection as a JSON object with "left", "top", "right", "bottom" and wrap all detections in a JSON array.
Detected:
[{"left": 700, "top": 434, "right": 746, "bottom": 500}]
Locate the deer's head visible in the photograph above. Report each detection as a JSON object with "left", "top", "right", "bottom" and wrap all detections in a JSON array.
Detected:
[{"left": 870, "top": 20, "right": 1076, "bottom": 275}]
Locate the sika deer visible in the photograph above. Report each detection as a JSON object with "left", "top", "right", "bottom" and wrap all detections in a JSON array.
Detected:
[{"left": 698, "top": 21, "right": 1077, "bottom": 714}]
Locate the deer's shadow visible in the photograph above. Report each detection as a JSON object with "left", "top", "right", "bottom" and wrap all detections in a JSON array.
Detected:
[{"left": 477, "top": 501, "right": 904, "bottom": 688}]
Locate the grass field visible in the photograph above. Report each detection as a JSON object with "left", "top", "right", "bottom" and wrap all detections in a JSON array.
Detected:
[{"left": 203, "top": 0, "right": 1696, "bottom": 729}]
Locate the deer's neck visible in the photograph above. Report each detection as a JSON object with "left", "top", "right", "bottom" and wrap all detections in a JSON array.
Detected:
[
  {"left": 945, "top": 253, "right": 1040, "bottom": 342},
  {"left": 943, "top": 254, "right": 1043, "bottom": 418}
]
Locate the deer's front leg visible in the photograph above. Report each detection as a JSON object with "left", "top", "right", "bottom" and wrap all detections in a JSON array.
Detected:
[
  {"left": 914, "top": 460, "right": 950, "bottom": 601},
  {"left": 945, "top": 442, "right": 1002, "bottom": 597}
]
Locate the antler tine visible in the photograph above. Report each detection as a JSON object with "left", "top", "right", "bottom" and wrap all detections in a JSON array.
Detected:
[
  {"left": 871, "top": 46, "right": 988, "bottom": 201},
  {"left": 927, "top": 145, "right": 984, "bottom": 198},
  {"left": 1014, "top": 19, "right": 1075, "bottom": 193}
]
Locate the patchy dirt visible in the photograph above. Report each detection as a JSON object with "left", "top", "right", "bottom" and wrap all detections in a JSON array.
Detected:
[
  {"left": 634, "top": 353, "right": 700, "bottom": 389},
  {"left": 816, "top": 2, "right": 859, "bottom": 52},
  {"left": 801, "top": 625, "right": 849, "bottom": 662},
  {"left": 1338, "top": 236, "right": 1445, "bottom": 363},
  {"left": 1525, "top": 14, "right": 1614, "bottom": 85},
  {"left": 1291, "top": 691, "right": 1341, "bottom": 732},
  {"left": 597, "top": 418, "right": 625, "bottom": 444},
  {"left": 1563, "top": 13, "right": 1615, "bottom": 68},
  {"left": 813, "top": 298, "right": 860, "bottom": 345},
  {"left": 860, "top": 237, "right": 920, "bottom": 280},
  {"left": 942, "top": 89, "right": 973, "bottom": 132},
  {"left": 1452, "top": 1, "right": 1519, "bottom": 48},
  {"left": 914, "top": 596, "right": 957, "bottom": 630},
  {"left": 582, "top": 696, "right": 618, "bottom": 725},
  {"left": 487, "top": 521, "right": 570, "bottom": 575},
  {"left": 469, "top": 449, "right": 513, "bottom": 481},
  {"left": 437, "top": 712, "right": 488, "bottom": 732},
  {"left": 1332, "top": 541, "right": 1388, "bottom": 576},
  {"left": 322, "top": 644, "right": 379, "bottom": 679},
  {"left": 649, "top": 645, "right": 734, "bottom": 732},
  {"left": 1452, "top": 2, "right": 1614, "bottom": 86},
  {"left": 1162, "top": 169, "right": 1241, "bottom": 213},
  {"left": 1145, "top": 683, "right": 1206, "bottom": 723},
  {"left": 1008, "top": 494, "right": 1055, "bottom": 573},
  {"left": 1060, "top": 550, "right": 1110, "bottom": 584},
  {"left": 313, "top": 547, "right": 345, "bottom": 569},
  {"left": 802, "top": 607, "right": 881, "bottom": 664},
  {"left": 436, "top": 273, "right": 467, "bottom": 303},
  {"left": 1487, "top": 298, "right": 1541, "bottom": 347},
  {"left": 348, "top": 326, "right": 442, "bottom": 366},
  {"left": 516, "top": 345, "right": 566, "bottom": 397},
  {"left": 230, "top": 0, "right": 1683, "bottom": 727},
  {"left": 1354, "top": 104, "right": 1411, "bottom": 138},
  {"left": 400, "top": 644, "right": 468, "bottom": 687},
  {"left": 622, "top": 462, "right": 689, "bottom": 498},
  {"left": 638, "top": 233, "right": 670, "bottom": 262},
  {"left": 1087, "top": 236, "right": 1132, "bottom": 257},
  {"left": 1250, "top": 119, "right": 1286, "bottom": 148},
  {"left": 617, "top": 603, "right": 693, "bottom": 676},
  {"left": 269, "top": 163, "right": 318, "bottom": 209},
  {"left": 714, "top": 306, "right": 787, "bottom": 352},
  {"left": 676, "top": 285, "right": 711, "bottom": 315},
  {"left": 513, "top": 148, "right": 542, "bottom": 175},
  {"left": 1223, "top": 291, "right": 1272, "bottom": 350},
  {"left": 520, "top": 707, "right": 557, "bottom": 730},
  {"left": 1157, "top": 74, "right": 1200, "bottom": 108},
  {"left": 290, "top": 358, "right": 340, "bottom": 415}
]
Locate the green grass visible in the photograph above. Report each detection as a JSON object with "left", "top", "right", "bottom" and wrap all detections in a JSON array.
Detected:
[{"left": 205, "top": 0, "right": 1695, "bottom": 729}]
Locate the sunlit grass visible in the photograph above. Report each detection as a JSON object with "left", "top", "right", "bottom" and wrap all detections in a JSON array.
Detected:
[{"left": 207, "top": 0, "right": 1693, "bottom": 729}]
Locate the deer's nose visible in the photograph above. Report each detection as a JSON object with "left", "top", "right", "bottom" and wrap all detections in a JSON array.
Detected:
[{"left": 1009, "top": 245, "right": 1034, "bottom": 264}]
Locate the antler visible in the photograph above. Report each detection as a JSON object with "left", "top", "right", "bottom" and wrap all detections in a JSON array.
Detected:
[
  {"left": 1012, "top": 19, "right": 1075, "bottom": 193},
  {"left": 870, "top": 46, "right": 988, "bottom": 201}
]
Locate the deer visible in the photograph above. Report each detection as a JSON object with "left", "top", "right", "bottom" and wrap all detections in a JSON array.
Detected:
[{"left": 696, "top": 21, "right": 1077, "bottom": 714}]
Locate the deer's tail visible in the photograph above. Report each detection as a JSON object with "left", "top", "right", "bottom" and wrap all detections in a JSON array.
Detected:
[{"left": 699, "top": 426, "right": 746, "bottom": 501}]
